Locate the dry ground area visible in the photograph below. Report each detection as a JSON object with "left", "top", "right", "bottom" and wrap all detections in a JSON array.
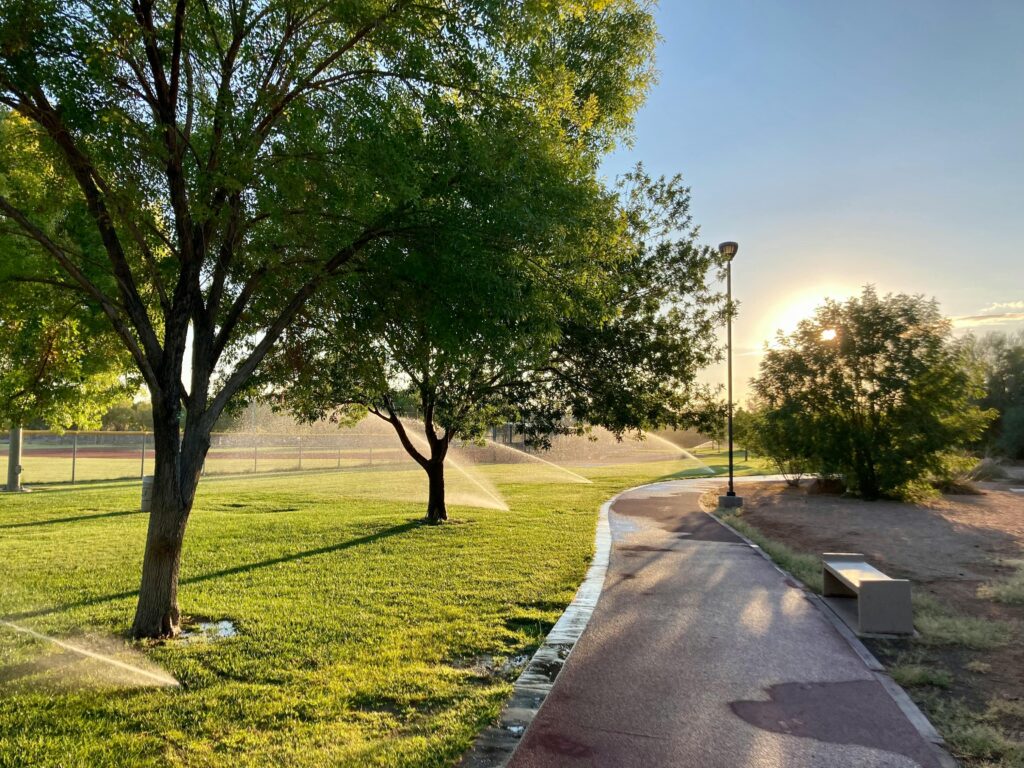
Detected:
[{"left": 723, "top": 481, "right": 1024, "bottom": 767}]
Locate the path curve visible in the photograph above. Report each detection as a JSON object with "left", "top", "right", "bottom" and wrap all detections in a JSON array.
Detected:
[{"left": 467, "top": 477, "right": 957, "bottom": 768}]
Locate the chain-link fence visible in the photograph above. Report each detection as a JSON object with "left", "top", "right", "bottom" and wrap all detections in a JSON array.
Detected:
[
  {"left": 0, "top": 430, "right": 412, "bottom": 485},
  {"left": 1, "top": 425, "right": 711, "bottom": 486}
]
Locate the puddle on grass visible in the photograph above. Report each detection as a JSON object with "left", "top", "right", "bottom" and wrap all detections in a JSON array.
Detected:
[
  {"left": 179, "top": 620, "right": 237, "bottom": 643},
  {"left": 452, "top": 653, "right": 530, "bottom": 680}
]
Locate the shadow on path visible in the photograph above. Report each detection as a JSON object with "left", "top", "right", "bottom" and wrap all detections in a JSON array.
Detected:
[{"left": 506, "top": 481, "right": 946, "bottom": 768}]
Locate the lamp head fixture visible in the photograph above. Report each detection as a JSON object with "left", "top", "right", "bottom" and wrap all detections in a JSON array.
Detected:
[{"left": 718, "top": 241, "right": 739, "bottom": 261}]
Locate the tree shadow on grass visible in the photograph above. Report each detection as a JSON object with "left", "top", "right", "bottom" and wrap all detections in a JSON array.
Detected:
[
  {"left": 655, "top": 465, "right": 727, "bottom": 481},
  {"left": 2, "top": 520, "right": 422, "bottom": 623},
  {"left": 0, "top": 509, "right": 146, "bottom": 530},
  {"left": 655, "top": 463, "right": 772, "bottom": 482}
]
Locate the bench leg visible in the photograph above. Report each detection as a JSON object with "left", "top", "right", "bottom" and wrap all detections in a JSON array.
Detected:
[
  {"left": 858, "top": 581, "right": 913, "bottom": 635},
  {"left": 823, "top": 568, "right": 856, "bottom": 598}
]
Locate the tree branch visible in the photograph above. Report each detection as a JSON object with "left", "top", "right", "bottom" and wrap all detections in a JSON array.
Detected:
[{"left": 0, "top": 193, "right": 157, "bottom": 387}]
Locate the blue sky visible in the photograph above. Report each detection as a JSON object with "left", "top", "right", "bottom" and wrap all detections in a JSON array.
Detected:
[{"left": 604, "top": 0, "right": 1024, "bottom": 400}]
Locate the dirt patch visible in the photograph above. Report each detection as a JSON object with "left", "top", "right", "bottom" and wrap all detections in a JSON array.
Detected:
[
  {"left": 738, "top": 482, "right": 1024, "bottom": 583},
  {"left": 731, "top": 482, "right": 1024, "bottom": 760},
  {"left": 450, "top": 653, "right": 530, "bottom": 680}
]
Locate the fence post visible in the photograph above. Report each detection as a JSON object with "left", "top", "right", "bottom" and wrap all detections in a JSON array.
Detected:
[
  {"left": 71, "top": 431, "right": 78, "bottom": 484},
  {"left": 140, "top": 432, "right": 146, "bottom": 478},
  {"left": 337, "top": 445, "right": 341, "bottom": 469},
  {"left": 298, "top": 438, "right": 303, "bottom": 470},
  {"left": 369, "top": 446, "right": 373, "bottom": 466},
  {"left": 253, "top": 435, "right": 258, "bottom": 474}
]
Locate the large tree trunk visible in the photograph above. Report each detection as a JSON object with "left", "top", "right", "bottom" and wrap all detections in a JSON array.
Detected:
[
  {"left": 425, "top": 458, "right": 447, "bottom": 524},
  {"left": 130, "top": 398, "right": 210, "bottom": 639},
  {"left": 131, "top": 498, "right": 185, "bottom": 638}
]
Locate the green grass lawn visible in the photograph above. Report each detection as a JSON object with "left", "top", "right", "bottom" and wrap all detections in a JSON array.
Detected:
[
  {"left": 673, "top": 446, "right": 775, "bottom": 478},
  {"left": 0, "top": 457, "right": 724, "bottom": 767}
]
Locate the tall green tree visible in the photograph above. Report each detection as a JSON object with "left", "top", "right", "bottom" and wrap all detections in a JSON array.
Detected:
[
  {"left": 752, "top": 287, "right": 994, "bottom": 499},
  {"left": 100, "top": 398, "right": 155, "bottom": 432},
  {"left": 0, "top": 292, "right": 134, "bottom": 490},
  {"left": 268, "top": 169, "right": 727, "bottom": 522},
  {"left": 0, "top": 113, "right": 133, "bottom": 490},
  {"left": 0, "top": 1, "right": 655, "bottom": 637}
]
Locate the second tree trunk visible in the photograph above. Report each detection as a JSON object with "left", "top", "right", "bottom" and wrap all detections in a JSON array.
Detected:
[{"left": 425, "top": 458, "right": 447, "bottom": 523}]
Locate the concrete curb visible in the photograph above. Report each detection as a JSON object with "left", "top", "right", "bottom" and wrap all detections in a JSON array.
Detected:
[
  {"left": 459, "top": 487, "right": 628, "bottom": 768},
  {"left": 708, "top": 503, "right": 960, "bottom": 768}
]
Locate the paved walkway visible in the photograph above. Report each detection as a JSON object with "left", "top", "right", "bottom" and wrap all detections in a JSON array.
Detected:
[{"left": 506, "top": 479, "right": 950, "bottom": 768}]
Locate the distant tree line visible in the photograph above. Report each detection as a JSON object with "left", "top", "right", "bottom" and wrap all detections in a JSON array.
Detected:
[{"left": 968, "top": 330, "right": 1024, "bottom": 460}]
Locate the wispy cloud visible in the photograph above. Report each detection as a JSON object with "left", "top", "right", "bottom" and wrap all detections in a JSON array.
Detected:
[
  {"left": 952, "top": 312, "right": 1024, "bottom": 328},
  {"left": 981, "top": 300, "right": 1024, "bottom": 312},
  {"left": 951, "top": 299, "right": 1024, "bottom": 328}
]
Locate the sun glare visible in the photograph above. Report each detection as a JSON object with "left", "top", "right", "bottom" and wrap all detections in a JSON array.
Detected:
[
  {"left": 760, "top": 287, "right": 855, "bottom": 348},
  {"left": 820, "top": 329, "right": 837, "bottom": 341}
]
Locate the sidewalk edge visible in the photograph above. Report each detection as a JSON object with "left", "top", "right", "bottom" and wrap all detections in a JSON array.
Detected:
[{"left": 459, "top": 484, "right": 639, "bottom": 767}]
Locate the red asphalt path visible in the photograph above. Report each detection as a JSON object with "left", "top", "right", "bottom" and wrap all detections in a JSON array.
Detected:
[{"left": 506, "top": 480, "right": 950, "bottom": 768}]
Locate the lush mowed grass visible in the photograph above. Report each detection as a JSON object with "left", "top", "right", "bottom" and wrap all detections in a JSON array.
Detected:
[{"left": 0, "top": 460, "right": 702, "bottom": 767}]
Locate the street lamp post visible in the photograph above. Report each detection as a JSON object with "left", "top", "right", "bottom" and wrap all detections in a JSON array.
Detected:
[{"left": 718, "top": 241, "right": 743, "bottom": 509}]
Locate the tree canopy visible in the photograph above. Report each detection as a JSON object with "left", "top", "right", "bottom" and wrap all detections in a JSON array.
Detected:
[
  {"left": 0, "top": 287, "right": 132, "bottom": 431},
  {"left": 751, "top": 287, "right": 994, "bottom": 499},
  {"left": 0, "top": 113, "right": 133, "bottom": 432},
  {"left": 0, "top": 0, "right": 658, "bottom": 636},
  {"left": 266, "top": 167, "right": 728, "bottom": 521}
]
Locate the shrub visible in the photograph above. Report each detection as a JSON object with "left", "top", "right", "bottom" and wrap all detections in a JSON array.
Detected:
[{"left": 751, "top": 288, "right": 996, "bottom": 500}]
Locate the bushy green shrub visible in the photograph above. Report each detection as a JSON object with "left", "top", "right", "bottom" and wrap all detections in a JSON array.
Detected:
[{"left": 751, "top": 288, "right": 995, "bottom": 500}]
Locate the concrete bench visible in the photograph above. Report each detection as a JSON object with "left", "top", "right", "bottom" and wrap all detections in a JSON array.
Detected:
[{"left": 821, "top": 553, "right": 913, "bottom": 635}]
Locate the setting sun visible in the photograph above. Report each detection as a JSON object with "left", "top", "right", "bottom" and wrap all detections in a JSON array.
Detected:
[
  {"left": 820, "top": 329, "right": 838, "bottom": 341},
  {"left": 759, "top": 286, "right": 855, "bottom": 348}
]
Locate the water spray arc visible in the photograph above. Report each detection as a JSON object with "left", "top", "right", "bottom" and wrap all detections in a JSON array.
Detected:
[
  {"left": 398, "top": 419, "right": 509, "bottom": 511},
  {"left": 480, "top": 438, "right": 592, "bottom": 484},
  {"left": 640, "top": 434, "right": 716, "bottom": 475},
  {"left": 0, "top": 620, "right": 179, "bottom": 687}
]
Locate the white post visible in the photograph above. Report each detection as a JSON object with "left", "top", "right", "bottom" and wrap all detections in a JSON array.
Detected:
[{"left": 5, "top": 424, "right": 23, "bottom": 492}]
